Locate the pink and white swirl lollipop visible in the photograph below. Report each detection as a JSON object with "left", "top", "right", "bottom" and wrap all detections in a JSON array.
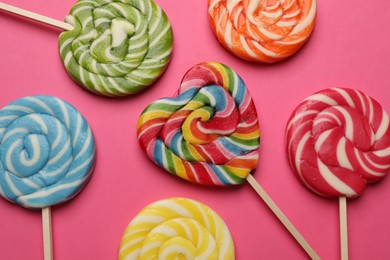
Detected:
[{"left": 286, "top": 88, "right": 390, "bottom": 259}]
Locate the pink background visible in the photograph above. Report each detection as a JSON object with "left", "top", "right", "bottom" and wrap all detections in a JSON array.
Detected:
[{"left": 1, "top": 0, "right": 390, "bottom": 259}]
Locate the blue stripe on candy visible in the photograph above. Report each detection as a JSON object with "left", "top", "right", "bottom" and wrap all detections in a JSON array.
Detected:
[
  {"left": 153, "top": 139, "right": 164, "bottom": 167},
  {"left": 232, "top": 76, "right": 246, "bottom": 106},
  {"left": 209, "top": 164, "right": 230, "bottom": 185},
  {"left": 199, "top": 85, "right": 227, "bottom": 111},
  {"left": 218, "top": 137, "right": 248, "bottom": 156},
  {"left": 169, "top": 131, "right": 183, "bottom": 158}
]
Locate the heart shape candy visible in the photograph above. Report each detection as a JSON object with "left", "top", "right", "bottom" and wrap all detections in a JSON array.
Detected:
[{"left": 137, "top": 62, "right": 260, "bottom": 186}]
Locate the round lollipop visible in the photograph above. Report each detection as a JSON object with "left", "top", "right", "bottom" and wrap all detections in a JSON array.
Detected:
[
  {"left": 208, "top": 0, "right": 317, "bottom": 63},
  {"left": 137, "top": 61, "right": 319, "bottom": 258},
  {"left": 285, "top": 88, "right": 390, "bottom": 259},
  {"left": 0, "top": 0, "right": 173, "bottom": 97},
  {"left": 119, "top": 197, "right": 234, "bottom": 259},
  {"left": 0, "top": 95, "right": 96, "bottom": 259}
]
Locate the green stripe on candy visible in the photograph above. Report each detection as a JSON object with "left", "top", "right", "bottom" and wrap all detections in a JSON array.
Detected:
[
  {"left": 228, "top": 135, "right": 259, "bottom": 149},
  {"left": 145, "top": 102, "right": 184, "bottom": 115},
  {"left": 219, "top": 165, "right": 246, "bottom": 184},
  {"left": 180, "top": 142, "right": 196, "bottom": 162},
  {"left": 225, "top": 66, "right": 237, "bottom": 95},
  {"left": 164, "top": 145, "right": 176, "bottom": 174}
]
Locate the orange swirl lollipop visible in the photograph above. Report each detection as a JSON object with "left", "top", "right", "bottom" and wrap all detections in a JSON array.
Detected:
[{"left": 208, "top": 0, "right": 317, "bottom": 63}]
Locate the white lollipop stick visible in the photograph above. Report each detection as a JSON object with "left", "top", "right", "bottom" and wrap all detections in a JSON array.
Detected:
[
  {"left": 0, "top": 2, "right": 73, "bottom": 30},
  {"left": 339, "top": 196, "right": 348, "bottom": 260},
  {"left": 246, "top": 174, "right": 320, "bottom": 260},
  {"left": 42, "top": 207, "right": 53, "bottom": 260}
]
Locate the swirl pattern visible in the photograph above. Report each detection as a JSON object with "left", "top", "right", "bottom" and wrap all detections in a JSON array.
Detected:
[
  {"left": 286, "top": 88, "right": 390, "bottom": 198},
  {"left": 0, "top": 96, "right": 96, "bottom": 208},
  {"left": 137, "top": 62, "right": 260, "bottom": 186},
  {"left": 119, "top": 198, "right": 235, "bottom": 260},
  {"left": 208, "top": 0, "right": 316, "bottom": 63},
  {"left": 59, "top": 0, "right": 173, "bottom": 97}
]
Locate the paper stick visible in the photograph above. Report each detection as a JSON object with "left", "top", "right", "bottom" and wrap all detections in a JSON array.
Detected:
[
  {"left": 246, "top": 174, "right": 320, "bottom": 259},
  {"left": 42, "top": 207, "right": 53, "bottom": 260},
  {"left": 0, "top": 2, "right": 73, "bottom": 31},
  {"left": 339, "top": 196, "right": 348, "bottom": 260}
]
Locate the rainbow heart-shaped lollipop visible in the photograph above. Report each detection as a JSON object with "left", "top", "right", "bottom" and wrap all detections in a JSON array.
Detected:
[{"left": 137, "top": 62, "right": 320, "bottom": 259}]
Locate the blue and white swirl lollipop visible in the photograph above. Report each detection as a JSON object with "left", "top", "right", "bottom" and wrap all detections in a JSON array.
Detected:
[
  {"left": 0, "top": 95, "right": 96, "bottom": 259},
  {"left": 0, "top": 95, "right": 96, "bottom": 209}
]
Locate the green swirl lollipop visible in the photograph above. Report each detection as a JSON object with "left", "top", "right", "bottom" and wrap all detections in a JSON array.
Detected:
[
  {"left": 0, "top": 0, "right": 173, "bottom": 97},
  {"left": 59, "top": 0, "right": 173, "bottom": 96}
]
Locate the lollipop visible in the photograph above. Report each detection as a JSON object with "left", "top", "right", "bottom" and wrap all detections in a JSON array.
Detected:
[
  {"left": 0, "top": 0, "right": 173, "bottom": 97},
  {"left": 137, "top": 62, "right": 320, "bottom": 258},
  {"left": 119, "top": 198, "right": 234, "bottom": 259},
  {"left": 285, "top": 88, "right": 390, "bottom": 259},
  {"left": 0, "top": 95, "right": 96, "bottom": 259},
  {"left": 208, "top": 0, "right": 317, "bottom": 63}
]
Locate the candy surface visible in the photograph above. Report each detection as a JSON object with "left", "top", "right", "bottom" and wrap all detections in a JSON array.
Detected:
[
  {"left": 137, "top": 62, "right": 260, "bottom": 186},
  {"left": 59, "top": 0, "right": 173, "bottom": 97},
  {"left": 286, "top": 88, "right": 390, "bottom": 198},
  {"left": 0, "top": 96, "right": 95, "bottom": 208},
  {"left": 119, "top": 197, "right": 235, "bottom": 260},
  {"left": 208, "top": 0, "right": 316, "bottom": 63}
]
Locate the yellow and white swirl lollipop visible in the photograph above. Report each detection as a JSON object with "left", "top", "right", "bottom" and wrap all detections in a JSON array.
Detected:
[{"left": 119, "top": 198, "right": 234, "bottom": 260}]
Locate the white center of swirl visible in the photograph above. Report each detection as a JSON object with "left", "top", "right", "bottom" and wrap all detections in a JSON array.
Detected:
[{"left": 111, "top": 18, "right": 135, "bottom": 47}]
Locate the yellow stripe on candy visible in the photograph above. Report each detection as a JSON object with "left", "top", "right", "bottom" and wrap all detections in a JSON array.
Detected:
[
  {"left": 139, "top": 218, "right": 218, "bottom": 259},
  {"left": 214, "top": 63, "right": 230, "bottom": 88},
  {"left": 138, "top": 111, "right": 172, "bottom": 127},
  {"left": 186, "top": 144, "right": 205, "bottom": 162},
  {"left": 173, "top": 155, "right": 188, "bottom": 180},
  {"left": 225, "top": 166, "right": 251, "bottom": 179},
  {"left": 231, "top": 130, "right": 260, "bottom": 140},
  {"left": 159, "top": 237, "right": 197, "bottom": 259},
  {"left": 182, "top": 100, "right": 203, "bottom": 110}
]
